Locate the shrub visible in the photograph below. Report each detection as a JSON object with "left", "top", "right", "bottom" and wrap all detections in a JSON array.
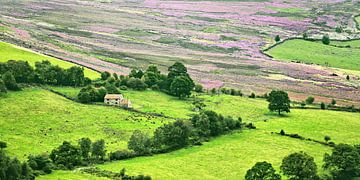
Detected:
[
  {"left": 331, "top": 99, "right": 336, "bottom": 106},
  {"left": 28, "top": 154, "right": 53, "bottom": 174},
  {"left": 101, "top": 71, "right": 111, "bottom": 80},
  {"left": 2, "top": 71, "right": 20, "bottom": 91},
  {"left": 280, "top": 130, "right": 285, "bottom": 135},
  {"left": 320, "top": 102, "right": 326, "bottom": 110},
  {"left": 322, "top": 35, "right": 330, "bottom": 45},
  {"left": 324, "top": 136, "right": 331, "bottom": 142},
  {"left": 305, "top": 96, "right": 315, "bottom": 104},
  {"left": 127, "top": 77, "right": 147, "bottom": 90},
  {"left": 194, "top": 84, "right": 203, "bottom": 93},
  {"left": 50, "top": 141, "right": 82, "bottom": 169},
  {"left": 128, "top": 130, "right": 152, "bottom": 155},
  {"left": 109, "top": 150, "right": 135, "bottom": 161},
  {"left": 249, "top": 93, "right": 256, "bottom": 98},
  {"left": 275, "top": 35, "right": 281, "bottom": 42}
]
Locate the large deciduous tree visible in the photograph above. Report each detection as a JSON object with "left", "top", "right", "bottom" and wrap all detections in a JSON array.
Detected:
[
  {"left": 267, "top": 90, "right": 290, "bottom": 115},
  {"left": 245, "top": 161, "right": 281, "bottom": 180},
  {"left": 281, "top": 152, "right": 319, "bottom": 180},
  {"left": 323, "top": 144, "right": 360, "bottom": 179}
]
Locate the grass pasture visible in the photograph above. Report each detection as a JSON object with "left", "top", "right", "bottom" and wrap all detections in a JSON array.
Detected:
[
  {"left": 0, "top": 88, "right": 168, "bottom": 160},
  {"left": 49, "top": 86, "right": 195, "bottom": 119},
  {"left": 97, "top": 130, "right": 331, "bottom": 179},
  {"left": 265, "top": 39, "right": 360, "bottom": 71},
  {"left": 2, "top": 87, "right": 359, "bottom": 179},
  {"left": 0, "top": 41, "right": 99, "bottom": 79},
  {"left": 37, "top": 170, "right": 108, "bottom": 180},
  {"left": 95, "top": 107, "right": 360, "bottom": 179}
]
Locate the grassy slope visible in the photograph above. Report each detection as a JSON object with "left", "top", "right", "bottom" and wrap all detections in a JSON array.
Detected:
[
  {"left": 97, "top": 130, "right": 330, "bottom": 179},
  {"left": 265, "top": 39, "right": 360, "bottom": 71},
  {"left": 49, "top": 86, "right": 195, "bottom": 119},
  {"left": 95, "top": 93, "right": 360, "bottom": 179},
  {"left": 5, "top": 88, "right": 359, "bottom": 179},
  {"left": 0, "top": 88, "right": 168, "bottom": 160},
  {"left": 0, "top": 41, "right": 99, "bottom": 79},
  {"left": 37, "top": 170, "right": 108, "bottom": 180}
]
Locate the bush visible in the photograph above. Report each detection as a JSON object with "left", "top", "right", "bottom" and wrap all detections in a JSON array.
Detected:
[
  {"left": 305, "top": 96, "right": 314, "bottom": 104},
  {"left": 249, "top": 93, "right": 256, "bottom": 98},
  {"left": 128, "top": 130, "right": 152, "bottom": 155},
  {"left": 2, "top": 71, "right": 20, "bottom": 91},
  {"left": 322, "top": 35, "right": 330, "bottom": 45},
  {"left": 320, "top": 102, "right": 326, "bottom": 110},
  {"left": 194, "top": 84, "right": 203, "bottom": 93},
  {"left": 109, "top": 150, "right": 135, "bottom": 161},
  {"left": 280, "top": 129, "right": 285, "bottom": 135},
  {"left": 127, "top": 77, "right": 147, "bottom": 90},
  {"left": 28, "top": 154, "right": 53, "bottom": 174}
]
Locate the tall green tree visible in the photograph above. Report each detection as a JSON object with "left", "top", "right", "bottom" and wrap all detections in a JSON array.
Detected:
[
  {"left": 128, "top": 130, "right": 152, "bottom": 155},
  {"left": 50, "top": 141, "right": 82, "bottom": 169},
  {"left": 2, "top": 71, "right": 20, "bottom": 91},
  {"left": 245, "top": 161, "right": 281, "bottom": 180},
  {"left": 267, "top": 90, "right": 290, "bottom": 115},
  {"left": 170, "top": 76, "right": 194, "bottom": 99},
  {"left": 281, "top": 152, "right": 319, "bottom": 180},
  {"left": 0, "top": 79, "right": 7, "bottom": 94},
  {"left": 91, "top": 140, "right": 106, "bottom": 161},
  {"left": 323, "top": 144, "right": 360, "bottom": 179},
  {"left": 78, "top": 138, "right": 92, "bottom": 160}
]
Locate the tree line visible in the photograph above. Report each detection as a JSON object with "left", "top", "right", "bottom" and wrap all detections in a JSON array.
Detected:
[
  {"left": 0, "top": 60, "right": 90, "bottom": 95},
  {"left": 77, "top": 62, "right": 196, "bottom": 103},
  {"left": 245, "top": 143, "right": 360, "bottom": 180}
]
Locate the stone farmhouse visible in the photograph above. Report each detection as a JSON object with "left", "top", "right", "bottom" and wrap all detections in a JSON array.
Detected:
[{"left": 104, "top": 94, "right": 132, "bottom": 109}]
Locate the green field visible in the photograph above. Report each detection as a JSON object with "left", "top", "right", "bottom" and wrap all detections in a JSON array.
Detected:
[
  {"left": 265, "top": 39, "right": 360, "bottom": 71},
  {"left": 2, "top": 88, "right": 359, "bottom": 179},
  {"left": 97, "top": 130, "right": 331, "bottom": 179},
  {"left": 0, "top": 41, "right": 100, "bottom": 79},
  {"left": 0, "top": 88, "right": 168, "bottom": 159},
  {"left": 95, "top": 108, "right": 359, "bottom": 179},
  {"left": 37, "top": 170, "right": 108, "bottom": 180},
  {"left": 49, "top": 86, "right": 195, "bottom": 119}
]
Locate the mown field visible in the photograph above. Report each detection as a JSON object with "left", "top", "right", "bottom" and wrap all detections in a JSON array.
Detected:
[
  {"left": 0, "top": 88, "right": 169, "bottom": 160},
  {"left": 34, "top": 87, "right": 360, "bottom": 179},
  {"left": 265, "top": 39, "right": 360, "bottom": 71},
  {"left": 0, "top": 41, "right": 99, "bottom": 79},
  {"left": 37, "top": 170, "right": 108, "bottom": 180}
]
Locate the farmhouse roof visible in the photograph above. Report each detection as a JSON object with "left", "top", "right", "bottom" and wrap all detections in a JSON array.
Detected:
[{"left": 104, "top": 94, "right": 123, "bottom": 99}]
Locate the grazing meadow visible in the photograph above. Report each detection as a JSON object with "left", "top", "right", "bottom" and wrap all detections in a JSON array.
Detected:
[
  {"left": 266, "top": 39, "right": 360, "bottom": 71},
  {"left": 0, "top": 41, "right": 99, "bottom": 79}
]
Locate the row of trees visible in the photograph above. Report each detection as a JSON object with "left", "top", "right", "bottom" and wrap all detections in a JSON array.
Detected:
[
  {"left": 98, "top": 62, "right": 195, "bottom": 99},
  {"left": 0, "top": 146, "right": 34, "bottom": 180},
  {"left": 245, "top": 144, "right": 360, "bottom": 180},
  {"left": 127, "top": 110, "right": 242, "bottom": 155},
  {"left": 0, "top": 60, "right": 90, "bottom": 94}
]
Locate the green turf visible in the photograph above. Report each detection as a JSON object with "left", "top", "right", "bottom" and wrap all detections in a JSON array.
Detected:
[
  {"left": 265, "top": 39, "right": 360, "bottom": 71},
  {"left": 5, "top": 88, "right": 360, "bottom": 179},
  {"left": 37, "top": 170, "right": 108, "bottom": 180},
  {"left": 48, "top": 86, "right": 195, "bottom": 119},
  {"left": 0, "top": 41, "right": 100, "bottom": 79},
  {"left": 97, "top": 130, "right": 331, "bottom": 179},
  {"left": 0, "top": 88, "right": 168, "bottom": 160}
]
